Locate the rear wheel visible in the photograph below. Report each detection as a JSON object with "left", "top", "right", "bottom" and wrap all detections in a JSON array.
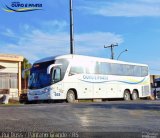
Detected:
[
  {"left": 124, "top": 90, "right": 131, "bottom": 101},
  {"left": 132, "top": 90, "right": 139, "bottom": 100},
  {"left": 67, "top": 90, "right": 76, "bottom": 103}
]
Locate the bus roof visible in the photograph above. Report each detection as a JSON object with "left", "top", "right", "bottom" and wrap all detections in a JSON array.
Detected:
[{"left": 34, "top": 54, "right": 148, "bottom": 67}]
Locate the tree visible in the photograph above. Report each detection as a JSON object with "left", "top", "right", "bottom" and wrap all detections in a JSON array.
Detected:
[{"left": 21, "top": 58, "right": 32, "bottom": 89}]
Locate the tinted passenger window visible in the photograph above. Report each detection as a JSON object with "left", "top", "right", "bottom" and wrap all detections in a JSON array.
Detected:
[
  {"left": 125, "top": 65, "right": 134, "bottom": 76},
  {"left": 85, "top": 61, "right": 96, "bottom": 74},
  {"left": 96, "top": 62, "right": 110, "bottom": 75},
  {"left": 69, "top": 66, "right": 84, "bottom": 75},
  {"left": 133, "top": 66, "right": 141, "bottom": 77},
  {"left": 141, "top": 66, "right": 148, "bottom": 77},
  {"left": 110, "top": 63, "right": 122, "bottom": 75}
]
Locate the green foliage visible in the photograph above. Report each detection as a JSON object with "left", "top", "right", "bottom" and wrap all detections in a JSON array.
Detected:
[{"left": 21, "top": 58, "right": 32, "bottom": 79}]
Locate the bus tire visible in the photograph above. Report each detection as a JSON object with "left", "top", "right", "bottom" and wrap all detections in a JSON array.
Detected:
[
  {"left": 132, "top": 90, "right": 139, "bottom": 100},
  {"left": 124, "top": 90, "right": 131, "bottom": 101},
  {"left": 67, "top": 90, "right": 76, "bottom": 103}
]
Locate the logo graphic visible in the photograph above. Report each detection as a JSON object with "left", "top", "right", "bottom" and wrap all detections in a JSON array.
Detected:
[
  {"left": 79, "top": 75, "right": 109, "bottom": 83},
  {"left": 2, "top": 2, "right": 43, "bottom": 12}
]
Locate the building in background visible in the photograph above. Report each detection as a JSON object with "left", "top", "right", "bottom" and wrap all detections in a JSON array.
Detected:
[
  {"left": 150, "top": 75, "right": 160, "bottom": 87},
  {"left": 0, "top": 54, "right": 23, "bottom": 100},
  {"left": 150, "top": 75, "right": 160, "bottom": 99}
]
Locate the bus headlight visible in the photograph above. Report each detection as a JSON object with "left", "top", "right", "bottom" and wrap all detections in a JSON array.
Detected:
[
  {"left": 43, "top": 88, "right": 49, "bottom": 93},
  {"left": 42, "top": 88, "right": 52, "bottom": 93}
]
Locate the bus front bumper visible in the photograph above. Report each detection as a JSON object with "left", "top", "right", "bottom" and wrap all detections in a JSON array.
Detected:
[{"left": 27, "top": 92, "right": 51, "bottom": 101}]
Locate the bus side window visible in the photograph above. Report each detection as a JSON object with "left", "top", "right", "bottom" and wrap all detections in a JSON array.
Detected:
[
  {"left": 141, "top": 66, "right": 148, "bottom": 77},
  {"left": 96, "top": 62, "right": 110, "bottom": 75},
  {"left": 69, "top": 66, "right": 84, "bottom": 76},
  {"left": 85, "top": 61, "right": 96, "bottom": 74},
  {"left": 133, "top": 66, "right": 141, "bottom": 77},
  {"left": 52, "top": 67, "right": 61, "bottom": 83}
]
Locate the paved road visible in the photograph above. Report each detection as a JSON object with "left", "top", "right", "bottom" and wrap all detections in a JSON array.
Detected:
[{"left": 0, "top": 100, "right": 160, "bottom": 137}]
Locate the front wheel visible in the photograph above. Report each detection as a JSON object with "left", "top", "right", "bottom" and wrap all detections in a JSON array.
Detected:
[
  {"left": 124, "top": 90, "right": 131, "bottom": 101},
  {"left": 67, "top": 90, "right": 76, "bottom": 103}
]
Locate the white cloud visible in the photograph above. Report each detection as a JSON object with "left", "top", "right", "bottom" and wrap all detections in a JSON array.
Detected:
[
  {"left": 75, "top": 32, "right": 123, "bottom": 53},
  {"left": 78, "top": 0, "right": 160, "bottom": 17},
  {"left": 41, "top": 20, "right": 68, "bottom": 32},
  {"left": 0, "top": 26, "right": 123, "bottom": 63},
  {"left": 2, "top": 28, "right": 15, "bottom": 37},
  {"left": 23, "top": 24, "right": 30, "bottom": 31}
]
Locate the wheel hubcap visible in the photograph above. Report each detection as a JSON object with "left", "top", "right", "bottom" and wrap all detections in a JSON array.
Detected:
[
  {"left": 133, "top": 93, "right": 137, "bottom": 99},
  {"left": 125, "top": 93, "right": 129, "bottom": 100},
  {"left": 68, "top": 93, "right": 74, "bottom": 101}
]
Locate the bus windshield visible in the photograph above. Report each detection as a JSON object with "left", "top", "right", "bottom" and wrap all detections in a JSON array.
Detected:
[
  {"left": 29, "top": 68, "right": 51, "bottom": 89},
  {"left": 28, "top": 59, "right": 69, "bottom": 90}
]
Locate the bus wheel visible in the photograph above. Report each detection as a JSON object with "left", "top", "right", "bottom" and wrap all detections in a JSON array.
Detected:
[
  {"left": 124, "top": 90, "right": 131, "bottom": 101},
  {"left": 132, "top": 90, "right": 139, "bottom": 100},
  {"left": 67, "top": 90, "right": 76, "bottom": 103}
]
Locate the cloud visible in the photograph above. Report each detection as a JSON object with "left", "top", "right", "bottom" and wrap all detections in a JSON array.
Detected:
[
  {"left": 0, "top": 23, "right": 123, "bottom": 63},
  {"left": 1, "top": 31, "right": 70, "bottom": 63},
  {"left": 78, "top": 0, "right": 160, "bottom": 17},
  {"left": 2, "top": 28, "right": 15, "bottom": 37},
  {"left": 41, "top": 20, "right": 68, "bottom": 32},
  {"left": 75, "top": 32, "right": 123, "bottom": 53}
]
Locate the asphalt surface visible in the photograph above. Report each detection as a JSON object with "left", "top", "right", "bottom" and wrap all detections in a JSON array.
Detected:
[{"left": 0, "top": 100, "right": 160, "bottom": 138}]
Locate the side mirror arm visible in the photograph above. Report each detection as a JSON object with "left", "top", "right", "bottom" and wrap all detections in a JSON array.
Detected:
[{"left": 47, "top": 64, "right": 62, "bottom": 74}]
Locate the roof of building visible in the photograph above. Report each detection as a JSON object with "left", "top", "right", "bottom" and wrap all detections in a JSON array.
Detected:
[{"left": 0, "top": 54, "right": 24, "bottom": 62}]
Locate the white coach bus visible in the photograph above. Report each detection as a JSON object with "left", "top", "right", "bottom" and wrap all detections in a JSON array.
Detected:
[{"left": 26, "top": 54, "right": 151, "bottom": 103}]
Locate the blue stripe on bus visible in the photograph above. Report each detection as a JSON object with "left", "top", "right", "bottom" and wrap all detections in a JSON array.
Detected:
[{"left": 78, "top": 78, "right": 146, "bottom": 84}]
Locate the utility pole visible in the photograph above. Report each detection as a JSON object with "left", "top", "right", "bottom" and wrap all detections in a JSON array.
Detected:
[
  {"left": 104, "top": 43, "right": 118, "bottom": 59},
  {"left": 69, "top": 0, "right": 74, "bottom": 54}
]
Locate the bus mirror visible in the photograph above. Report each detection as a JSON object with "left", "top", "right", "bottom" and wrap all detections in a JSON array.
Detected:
[
  {"left": 47, "top": 64, "right": 62, "bottom": 74},
  {"left": 22, "top": 68, "right": 31, "bottom": 79}
]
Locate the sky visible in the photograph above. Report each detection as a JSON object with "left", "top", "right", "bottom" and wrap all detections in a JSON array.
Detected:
[{"left": 0, "top": 0, "right": 160, "bottom": 74}]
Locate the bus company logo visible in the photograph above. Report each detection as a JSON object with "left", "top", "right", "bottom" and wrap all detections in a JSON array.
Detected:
[
  {"left": 81, "top": 75, "right": 109, "bottom": 83},
  {"left": 2, "top": 2, "right": 43, "bottom": 12}
]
